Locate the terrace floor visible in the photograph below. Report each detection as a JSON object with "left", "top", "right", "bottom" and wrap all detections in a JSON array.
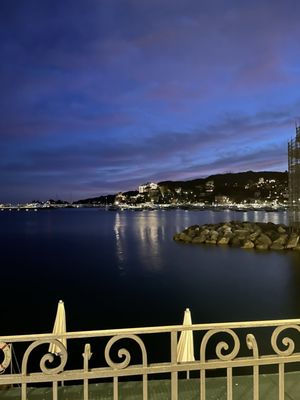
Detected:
[{"left": 1, "top": 371, "right": 300, "bottom": 400}]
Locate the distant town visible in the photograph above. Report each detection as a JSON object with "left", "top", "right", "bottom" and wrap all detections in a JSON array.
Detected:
[{"left": 0, "top": 171, "right": 289, "bottom": 212}]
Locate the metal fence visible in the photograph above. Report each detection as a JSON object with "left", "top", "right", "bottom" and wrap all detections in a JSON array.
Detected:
[{"left": 1, "top": 318, "right": 300, "bottom": 399}]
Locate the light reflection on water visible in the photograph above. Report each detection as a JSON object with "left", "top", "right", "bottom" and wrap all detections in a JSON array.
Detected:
[
  {"left": 114, "top": 211, "right": 166, "bottom": 271},
  {"left": 109, "top": 209, "right": 299, "bottom": 323},
  {"left": 113, "top": 211, "right": 289, "bottom": 269},
  {"left": 0, "top": 208, "right": 299, "bottom": 334},
  {"left": 241, "top": 210, "right": 288, "bottom": 225},
  {"left": 114, "top": 213, "right": 125, "bottom": 270},
  {"left": 112, "top": 209, "right": 290, "bottom": 275},
  {"left": 134, "top": 212, "right": 162, "bottom": 271}
]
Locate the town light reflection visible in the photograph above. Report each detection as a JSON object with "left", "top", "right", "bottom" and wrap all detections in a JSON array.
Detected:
[
  {"left": 134, "top": 211, "right": 164, "bottom": 271},
  {"left": 241, "top": 211, "right": 288, "bottom": 224},
  {"left": 114, "top": 212, "right": 125, "bottom": 271},
  {"left": 113, "top": 211, "right": 165, "bottom": 271}
]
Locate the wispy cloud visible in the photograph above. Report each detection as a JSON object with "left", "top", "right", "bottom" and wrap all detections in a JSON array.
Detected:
[{"left": 1, "top": 0, "right": 299, "bottom": 202}]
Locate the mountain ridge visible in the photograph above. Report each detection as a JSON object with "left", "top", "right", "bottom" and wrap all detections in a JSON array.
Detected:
[{"left": 75, "top": 170, "right": 288, "bottom": 205}]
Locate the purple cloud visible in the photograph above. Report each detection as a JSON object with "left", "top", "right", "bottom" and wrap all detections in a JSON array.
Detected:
[{"left": 1, "top": 0, "right": 300, "bottom": 202}]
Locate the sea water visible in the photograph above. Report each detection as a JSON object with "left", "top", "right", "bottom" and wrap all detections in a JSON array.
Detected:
[{"left": 0, "top": 208, "right": 299, "bottom": 337}]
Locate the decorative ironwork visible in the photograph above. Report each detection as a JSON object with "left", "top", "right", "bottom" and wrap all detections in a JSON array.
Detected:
[
  {"left": 200, "top": 328, "right": 240, "bottom": 361},
  {"left": 21, "top": 339, "right": 68, "bottom": 376},
  {"left": 104, "top": 334, "right": 148, "bottom": 370},
  {"left": 246, "top": 333, "right": 259, "bottom": 357},
  {"left": 271, "top": 324, "right": 300, "bottom": 356},
  {"left": 1, "top": 319, "right": 300, "bottom": 399}
]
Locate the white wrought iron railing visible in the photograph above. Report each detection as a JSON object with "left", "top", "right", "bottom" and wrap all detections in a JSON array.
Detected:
[{"left": 1, "top": 318, "right": 300, "bottom": 399}]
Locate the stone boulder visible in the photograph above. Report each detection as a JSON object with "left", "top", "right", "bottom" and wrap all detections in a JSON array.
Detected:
[
  {"left": 181, "top": 232, "right": 193, "bottom": 242},
  {"left": 187, "top": 225, "right": 201, "bottom": 238},
  {"left": 249, "top": 231, "right": 261, "bottom": 241},
  {"left": 217, "top": 236, "right": 231, "bottom": 245},
  {"left": 192, "top": 235, "right": 207, "bottom": 244},
  {"left": 255, "top": 233, "right": 272, "bottom": 250},
  {"left": 270, "top": 234, "right": 288, "bottom": 250},
  {"left": 286, "top": 234, "right": 299, "bottom": 249},
  {"left": 278, "top": 225, "right": 287, "bottom": 234},
  {"left": 265, "top": 230, "right": 280, "bottom": 242},
  {"left": 231, "top": 237, "right": 243, "bottom": 247},
  {"left": 173, "top": 233, "right": 181, "bottom": 241},
  {"left": 205, "top": 230, "right": 219, "bottom": 244},
  {"left": 242, "top": 240, "right": 255, "bottom": 249},
  {"left": 233, "top": 229, "right": 250, "bottom": 240}
]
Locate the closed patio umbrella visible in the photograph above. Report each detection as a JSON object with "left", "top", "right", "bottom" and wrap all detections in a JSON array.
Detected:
[
  {"left": 177, "top": 308, "right": 195, "bottom": 378},
  {"left": 48, "top": 300, "right": 67, "bottom": 355}
]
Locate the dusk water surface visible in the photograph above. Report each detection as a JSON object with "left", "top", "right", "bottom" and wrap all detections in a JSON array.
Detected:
[{"left": 1, "top": 208, "right": 300, "bottom": 336}]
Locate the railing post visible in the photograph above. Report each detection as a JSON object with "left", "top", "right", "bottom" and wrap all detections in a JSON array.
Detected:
[
  {"left": 52, "top": 381, "right": 58, "bottom": 400},
  {"left": 227, "top": 367, "right": 232, "bottom": 400},
  {"left": 200, "top": 369, "right": 206, "bottom": 400},
  {"left": 246, "top": 333, "right": 260, "bottom": 400},
  {"left": 83, "top": 343, "right": 92, "bottom": 400},
  {"left": 113, "top": 376, "right": 118, "bottom": 400},
  {"left": 143, "top": 373, "right": 148, "bottom": 400},
  {"left": 279, "top": 363, "right": 284, "bottom": 400},
  {"left": 21, "top": 382, "right": 27, "bottom": 400},
  {"left": 171, "top": 330, "right": 178, "bottom": 400}
]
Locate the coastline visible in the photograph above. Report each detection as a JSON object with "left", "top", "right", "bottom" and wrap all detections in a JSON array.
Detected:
[{"left": 0, "top": 203, "right": 288, "bottom": 212}]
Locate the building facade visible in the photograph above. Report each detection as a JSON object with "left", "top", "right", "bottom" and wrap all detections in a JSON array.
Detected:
[{"left": 288, "top": 125, "right": 300, "bottom": 231}]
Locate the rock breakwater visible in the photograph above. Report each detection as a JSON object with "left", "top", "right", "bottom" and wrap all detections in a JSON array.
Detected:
[{"left": 173, "top": 222, "right": 300, "bottom": 251}]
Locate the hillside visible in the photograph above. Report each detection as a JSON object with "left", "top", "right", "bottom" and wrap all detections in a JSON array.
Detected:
[
  {"left": 158, "top": 171, "right": 287, "bottom": 204},
  {"left": 75, "top": 170, "right": 288, "bottom": 205}
]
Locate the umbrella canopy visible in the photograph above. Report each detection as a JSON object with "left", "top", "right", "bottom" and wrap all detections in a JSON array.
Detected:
[
  {"left": 48, "top": 300, "right": 67, "bottom": 355},
  {"left": 177, "top": 308, "right": 195, "bottom": 363}
]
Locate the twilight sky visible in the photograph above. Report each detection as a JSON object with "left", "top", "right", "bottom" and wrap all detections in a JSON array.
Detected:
[{"left": 1, "top": 0, "right": 299, "bottom": 203}]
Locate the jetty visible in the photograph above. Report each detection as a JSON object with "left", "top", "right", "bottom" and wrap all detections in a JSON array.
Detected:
[{"left": 174, "top": 221, "right": 300, "bottom": 251}]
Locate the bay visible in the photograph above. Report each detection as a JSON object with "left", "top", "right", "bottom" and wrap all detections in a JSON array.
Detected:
[{"left": 1, "top": 208, "right": 300, "bottom": 337}]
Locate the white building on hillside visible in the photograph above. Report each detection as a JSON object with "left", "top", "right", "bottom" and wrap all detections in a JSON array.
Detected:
[{"left": 138, "top": 182, "right": 158, "bottom": 193}]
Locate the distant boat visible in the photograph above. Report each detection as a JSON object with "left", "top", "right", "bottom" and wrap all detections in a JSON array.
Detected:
[{"left": 107, "top": 205, "right": 120, "bottom": 211}]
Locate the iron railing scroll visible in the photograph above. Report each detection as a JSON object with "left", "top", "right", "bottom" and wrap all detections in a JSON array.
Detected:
[{"left": 1, "top": 318, "right": 300, "bottom": 399}]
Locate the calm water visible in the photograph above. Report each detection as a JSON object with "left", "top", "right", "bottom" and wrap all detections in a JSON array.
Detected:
[{"left": 1, "top": 208, "right": 300, "bottom": 336}]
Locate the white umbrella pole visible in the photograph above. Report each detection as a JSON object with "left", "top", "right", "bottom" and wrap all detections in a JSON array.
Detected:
[{"left": 177, "top": 308, "right": 195, "bottom": 380}]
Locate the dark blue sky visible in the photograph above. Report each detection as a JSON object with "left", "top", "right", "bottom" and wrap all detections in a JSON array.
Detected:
[{"left": 1, "top": 0, "right": 299, "bottom": 203}]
